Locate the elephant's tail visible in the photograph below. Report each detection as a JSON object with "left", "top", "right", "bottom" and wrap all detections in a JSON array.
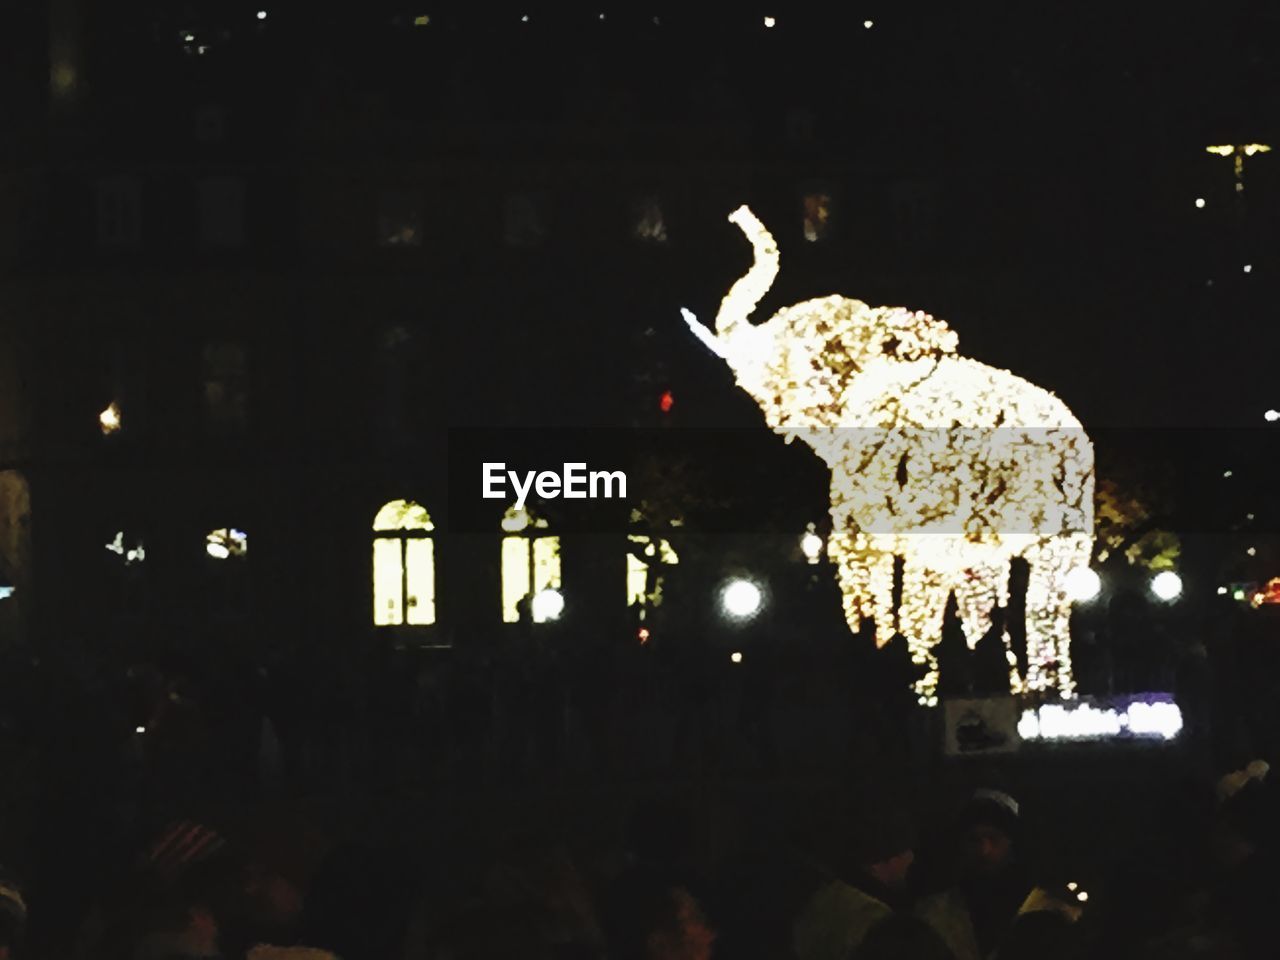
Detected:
[{"left": 716, "top": 205, "right": 780, "bottom": 341}]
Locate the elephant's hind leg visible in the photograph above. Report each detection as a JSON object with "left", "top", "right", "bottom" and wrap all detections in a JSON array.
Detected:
[
  {"left": 954, "top": 561, "right": 1023, "bottom": 695},
  {"left": 1023, "top": 534, "right": 1091, "bottom": 697}
]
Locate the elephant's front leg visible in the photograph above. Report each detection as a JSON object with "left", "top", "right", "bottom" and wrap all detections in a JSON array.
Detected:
[
  {"left": 828, "top": 528, "right": 896, "bottom": 647},
  {"left": 898, "top": 551, "right": 950, "bottom": 706},
  {"left": 1023, "top": 534, "right": 1091, "bottom": 697}
]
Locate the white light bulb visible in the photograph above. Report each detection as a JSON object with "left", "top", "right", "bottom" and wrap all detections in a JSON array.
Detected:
[
  {"left": 730, "top": 651, "right": 743, "bottom": 663},
  {"left": 1265, "top": 410, "right": 1279, "bottom": 422},
  {"left": 1077, "top": 891, "right": 1089, "bottom": 903},
  {"left": 720, "top": 578, "right": 763, "bottom": 620},
  {"left": 1150, "top": 571, "right": 1182, "bottom": 601},
  {"left": 864, "top": 19, "right": 874, "bottom": 28},
  {"left": 1244, "top": 264, "right": 1253, "bottom": 273},
  {"left": 256, "top": 10, "right": 267, "bottom": 20},
  {"left": 1224, "top": 470, "right": 1233, "bottom": 478},
  {"left": 801, "top": 531, "right": 824, "bottom": 562},
  {"left": 532, "top": 588, "right": 564, "bottom": 622},
  {"left": 763, "top": 16, "right": 776, "bottom": 28},
  {"left": 136, "top": 726, "right": 146, "bottom": 734},
  {"left": 1195, "top": 198, "right": 1205, "bottom": 208},
  {"left": 1247, "top": 547, "right": 1257, "bottom": 557},
  {"left": 1218, "top": 586, "right": 1228, "bottom": 595},
  {"left": 1064, "top": 567, "right": 1101, "bottom": 602}
]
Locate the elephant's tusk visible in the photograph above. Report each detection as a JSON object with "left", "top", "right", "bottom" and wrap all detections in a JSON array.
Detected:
[{"left": 680, "top": 307, "right": 729, "bottom": 360}]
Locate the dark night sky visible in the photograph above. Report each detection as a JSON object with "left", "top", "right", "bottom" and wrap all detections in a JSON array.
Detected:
[{"left": 2, "top": 3, "right": 1278, "bottom": 432}]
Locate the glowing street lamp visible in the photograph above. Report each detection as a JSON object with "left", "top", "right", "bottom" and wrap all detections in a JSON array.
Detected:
[
  {"left": 801, "top": 526, "right": 824, "bottom": 564},
  {"left": 1150, "top": 571, "right": 1183, "bottom": 602},
  {"left": 531, "top": 587, "right": 565, "bottom": 622},
  {"left": 720, "top": 578, "right": 763, "bottom": 621},
  {"left": 1064, "top": 567, "right": 1101, "bottom": 602}
]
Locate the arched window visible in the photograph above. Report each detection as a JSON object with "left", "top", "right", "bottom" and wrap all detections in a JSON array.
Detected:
[
  {"left": 627, "top": 534, "right": 678, "bottom": 616},
  {"left": 501, "top": 506, "right": 560, "bottom": 623},
  {"left": 373, "top": 499, "right": 435, "bottom": 626}
]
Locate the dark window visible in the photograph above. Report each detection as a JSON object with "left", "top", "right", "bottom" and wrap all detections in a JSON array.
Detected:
[
  {"left": 96, "top": 176, "right": 141, "bottom": 248},
  {"left": 202, "top": 342, "right": 249, "bottom": 434},
  {"left": 504, "top": 192, "right": 550, "bottom": 247},
  {"left": 377, "top": 190, "right": 422, "bottom": 247},
  {"left": 198, "top": 177, "right": 246, "bottom": 247}
]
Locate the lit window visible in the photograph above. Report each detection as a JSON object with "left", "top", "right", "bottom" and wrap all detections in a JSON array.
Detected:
[
  {"left": 802, "top": 192, "right": 831, "bottom": 242},
  {"left": 96, "top": 176, "right": 141, "bottom": 248},
  {"left": 106, "top": 530, "right": 146, "bottom": 565},
  {"left": 373, "top": 499, "right": 436, "bottom": 626},
  {"left": 198, "top": 177, "right": 245, "bottom": 247},
  {"left": 504, "top": 192, "right": 549, "bottom": 247},
  {"left": 206, "top": 528, "right": 247, "bottom": 559},
  {"left": 501, "top": 506, "right": 560, "bottom": 623},
  {"left": 377, "top": 190, "right": 422, "bottom": 247},
  {"left": 202, "top": 342, "right": 249, "bottom": 433},
  {"left": 627, "top": 534, "right": 678, "bottom": 611},
  {"left": 99, "top": 401, "right": 122, "bottom": 436},
  {"left": 632, "top": 196, "right": 669, "bottom": 244}
]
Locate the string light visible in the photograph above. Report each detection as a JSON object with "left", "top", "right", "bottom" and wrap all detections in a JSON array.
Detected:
[
  {"left": 763, "top": 16, "right": 777, "bottom": 28},
  {"left": 1243, "top": 264, "right": 1252, "bottom": 273},
  {"left": 1265, "top": 410, "right": 1279, "bottom": 422},
  {"left": 256, "top": 10, "right": 268, "bottom": 20},
  {"left": 685, "top": 206, "right": 1093, "bottom": 705},
  {"left": 1195, "top": 198, "right": 1205, "bottom": 208},
  {"left": 730, "top": 651, "right": 744, "bottom": 663},
  {"left": 863, "top": 20, "right": 874, "bottom": 28}
]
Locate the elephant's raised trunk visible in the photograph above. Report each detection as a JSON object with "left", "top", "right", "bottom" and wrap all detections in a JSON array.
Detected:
[{"left": 716, "top": 206, "right": 780, "bottom": 343}]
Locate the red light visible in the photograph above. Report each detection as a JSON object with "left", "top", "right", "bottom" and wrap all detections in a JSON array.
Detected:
[
  {"left": 659, "top": 390, "right": 674, "bottom": 413},
  {"left": 637, "top": 627, "right": 651, "bottom": 645}
]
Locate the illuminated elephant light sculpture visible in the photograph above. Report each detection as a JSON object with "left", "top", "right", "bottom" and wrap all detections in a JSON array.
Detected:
[{"left": 683, "top": 207, "right": 1093, "bottom": 705}]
